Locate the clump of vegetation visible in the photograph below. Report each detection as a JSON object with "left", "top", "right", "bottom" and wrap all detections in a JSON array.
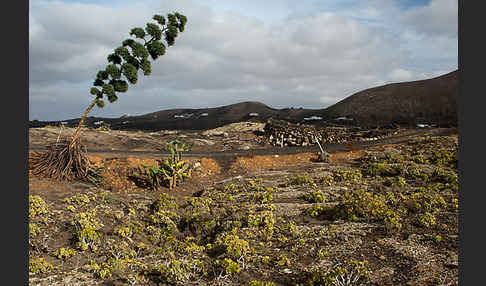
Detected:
[
  {"left": 29, "top": 257, "right": 54, "bottom": 274},
  {"left": 306, "top": 204, "right": 325, "bottom": 217},
  {"left": 362, "top": 162, "right": 404, "bottom": 177},
  {"left": 29, "top": 195, "right": 49, "bottom": 221},
  {"left": 305, "top": 259, "right": 370, "bottom": 286},
  {"left": 248, "top": 179, "right": 274, "bottom": 204},
  {"left": 95, "top": 122, "right": 111, "bottom": 131},
  {"left": 247, "top": 205, "right": 276, "bottom": 239},
  {"left": 140, "top": 140, "right": 192, "bottom": 190},
  {"left": 72, "top": 209, "right": 103, "bottom": 251},
  {"left": 331, "top": 189, "right": 404, "bottom": 232},
  {"left": 284, "top": 173, "right": 315, "bottom": 186},
  {"left": 303, "top": 190, "right": 326, "bottom": 203},
  {"left": 53, "top": 247, "right": 77, "bottom": 260},
  {"left": 29, "top": 195, "right": 49, "bottom": 246}
]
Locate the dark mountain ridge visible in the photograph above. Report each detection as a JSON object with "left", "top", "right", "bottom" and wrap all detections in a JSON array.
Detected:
[{"left": 29, "top": 70, "right": 458, "bottom": 131}]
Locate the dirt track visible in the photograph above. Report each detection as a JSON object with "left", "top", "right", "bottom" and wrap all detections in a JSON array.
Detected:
[{"left": 29, "top": 128, "right": 456, "bottom": 159}]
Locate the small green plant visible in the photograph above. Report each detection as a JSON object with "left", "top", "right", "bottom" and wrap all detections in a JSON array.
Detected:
[
  {"left": 220, "top": 257, "right": 241, "bottom": 274},
  {"left": 306, "top": 259, "right": 369, "bottom": 286},
  {"left": 331, "top": 189, "right": 404, "bottom": 232},
  {"left": 53, "top": 247, "right": 77, "bottom": 260},
  {"left": 29, "top": 223, "right": 41, "bottom": 238},
  {"left": 140, "top": 140, "right": 192, "bottom": 190},
  {"left": 332, "top": 169, "right": 363, "bottom": 183},
  {"left": 416, "top": 212, "right": 436, "bottom": 228},
  {"left": 316, "top": 248, "right": 329, "bottom": 259},
  {"left": 72, "top": 209, "right": 103, "bottom": 251},
  {"left": 303, "top": 190, "right": 326, "bottom": 203},
  {"left": 285, "top": 173, "right": 314, "bottom": 186},
  {"left": 151, "top": 260, "right": 191, "bottom": 283},
  {"left": 362, "top": 162, "right": 403, "bottom": 177},
  {"left": 29, "top": 256, "right": 54, "bottom": 274},
  {"left": 249, "top": 185, "right": 274, "bottom": 204},
  {"left": 95, "top": 122, "right": 111, "bottom": 131},
  {"left": 215, "top": 233, "right": 251, "bottom": 260},
  {"left": 307, "top": 204, "right": 325, "bottom": 217},
  {"left": 149, "top": 209, "right": 180, "bottom": 239},
  {"left": 29, "top": 195, "right": 49, "bottom": 220},
  {"left": 247, "top": 205, "right": 276, "bottom": 239},
  {"left": 396, "top": 176, "right": 407, "bottom": 187}
]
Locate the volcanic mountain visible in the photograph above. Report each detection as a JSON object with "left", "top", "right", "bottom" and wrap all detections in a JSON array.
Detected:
[
  {"left": 320, "top": 70, "right": 458, "bottom": 127},
  {"left": 29, "top": 70, "right": 458, "bottom": 130}
]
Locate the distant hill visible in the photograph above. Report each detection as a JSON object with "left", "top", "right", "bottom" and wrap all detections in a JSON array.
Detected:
[
  {"left": 320, "top": 70, "right": 458, "bottom": 127},
  {"left": 29, "top": 70, "right": 458, "bottom": 130}
]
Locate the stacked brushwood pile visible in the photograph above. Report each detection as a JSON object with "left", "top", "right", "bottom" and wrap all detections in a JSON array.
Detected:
[{"left": 263, "top": 119, "right": 360, "bottom": 147}]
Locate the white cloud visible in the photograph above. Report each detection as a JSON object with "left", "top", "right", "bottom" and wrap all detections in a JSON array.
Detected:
[
  {"left": 388, "top": 68, "right": 414, "bottom": 82},
  {"left": 401, "top": 0, "right": 458, "bottom": 38},
  {"left": 28, "top": 0, "right": 458, "bottom": 121}
]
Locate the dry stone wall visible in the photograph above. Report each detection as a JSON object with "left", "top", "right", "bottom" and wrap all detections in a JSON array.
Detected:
[
  {"left": 263, "top": 120, "right": 355, "bottom": 147},
  {"left": 263, "top": 119, "right": 398, "bottom": 147}
]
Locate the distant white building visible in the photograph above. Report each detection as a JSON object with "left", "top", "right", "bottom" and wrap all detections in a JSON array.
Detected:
[
  {"left": 249, "top": 113, "right": 259, "bottom": 117},
  {"left": 200, "top": 113, "right": 209, "bottom": 117},
  {"left": 174, "top": 113, "right": 194, "bottom": 119},
  {"left": 93, "top": 120, "right": 104, "bottom": 125},
  {"left": 304, "top": 116, "right": 322, "bottom": 121},
  {"left": 335, "top": 116, "right": 353, "bottom": 121}
]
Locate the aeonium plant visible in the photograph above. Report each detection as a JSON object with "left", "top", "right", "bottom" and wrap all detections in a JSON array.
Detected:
[{"left": 31, "top": 12, "right": 188, "bottom": 182}]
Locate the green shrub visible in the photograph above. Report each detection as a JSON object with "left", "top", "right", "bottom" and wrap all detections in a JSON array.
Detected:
[
  {"left": 307, "top": 204, "right": 325, "bottom": 217},
  {"left": 331, "top": 189, "right": 404, "bottom": 232},
  {"left": 306, "top": 259, "right": 369, "bottom": 286},
  {"left": 285, "top": 174, "right": 314, "bottom": 186},
  {"left": 303, "top": 190, "right": 326, "bottom": 203},
  {"left": 71, "top": 209, "right": 103, "bottom": 251},
  {"left": 362, "top": 162, "right": 403, "bottom": 177},
  {"left": 29, "top": 257, "right": 54, "bottom": 274},
  {"left": 332, "top": 169, "right": 363, "bottom": 183},
  {"left": 220, "top": 257, "right": 240, "bottom": 275},
  {"left": 416, "top": 212, "right": 436, "bottom": 228},
  {"left": 247, "top": 205, "right": 276, "bottom": 238},
  {"left": 53, "top": 247, "right": 77, "bottom": 260},
  {"left": 215, "top": 233, "right": 251, "bottom": 260},
  {"left": 140, "top": 140, "right": 192, "bottom": 190},
  {"left": 248, "top": 180, "right": 274, "bottom": 204},
  {"left": 29, "top": 195, "right": 49, "bottom": 220}
]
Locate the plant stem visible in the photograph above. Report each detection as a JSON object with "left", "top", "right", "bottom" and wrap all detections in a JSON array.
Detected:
[{"left": 70, "top": 98, "right": 98, "bottom": 148}]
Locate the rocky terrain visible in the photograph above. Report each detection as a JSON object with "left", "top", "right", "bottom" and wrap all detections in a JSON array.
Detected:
[{"left": 29, "top": 122, "right": 458, "bottom": 285}]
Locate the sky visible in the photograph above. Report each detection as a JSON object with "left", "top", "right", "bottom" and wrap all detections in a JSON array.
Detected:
[{"left": 29, "top": 0, "right": 458, "bottom": 121}]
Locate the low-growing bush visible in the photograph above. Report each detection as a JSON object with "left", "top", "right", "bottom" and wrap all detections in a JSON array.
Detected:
[
  {"left": 29, "top": 256, "right": 54, "bottom": 274},
  {"left": 285, "top": 173, "right": 314, "bottom": 186},
  {"left": 362, "top": 162, "right": 403, "bottom": 177},
  {"left": 72, "top": 209, "right": 103, "bottom": 251},
  {"left": 139, "top": 140, "right": 192, "bottom": 190},
  {"left": 303, "top": 190, "right": 326, "bottom": 203},
  {"left": 53, "top": 247, "right": 77, "bottom": 260},
  {"left": 305, "top": 259, "right": 369, "bottom": 286},
  {"left": 29, "top": 195, "right": 49, "bottom": 220}
]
